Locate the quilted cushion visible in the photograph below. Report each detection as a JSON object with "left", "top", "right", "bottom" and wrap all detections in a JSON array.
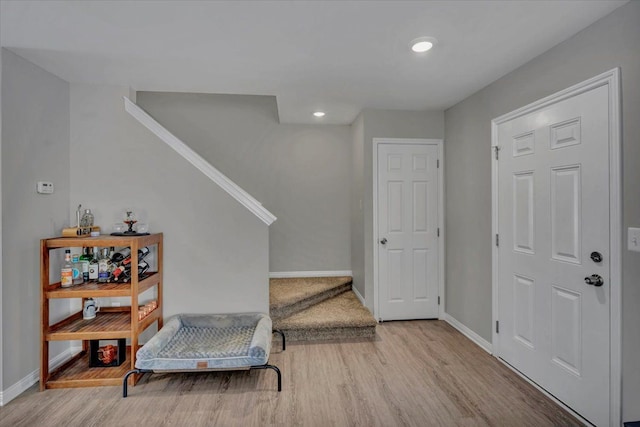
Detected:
[{"left": 135, "top": 313, "right": 272, "bottom": 370}]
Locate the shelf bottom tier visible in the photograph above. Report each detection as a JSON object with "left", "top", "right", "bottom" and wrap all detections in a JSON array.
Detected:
[{"left": 46, "top": 347, "right": 137, "bottom": 389}]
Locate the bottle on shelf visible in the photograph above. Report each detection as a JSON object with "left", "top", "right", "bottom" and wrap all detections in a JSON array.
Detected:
[
  {"left": 119, "top": 260, "right": 150, "bottom": 282},
  {"left": 79, "top": 247, "right": 93, "bottom": 281},
  {"left": 98, "top": 248, "right": 111, "bottom": 283},
  {"left": 80, "top": 209, "right": 94, "bottom": 227},
  {"left": 111, "top": 247, "right": 131, "bottom": 263},
  {"left": 88, "top": 246, "right": 99, "bottom": 281},
  {"left": 72, "top": 254, "right": 84, "bottom": 285},
  {"left": 109, "top": 265, "right": 126, "bottom": 282},
  {"left": 120, "top": 246, "right": 150, "bottom": 267},
  {"left": 61, "top": 249, "right": 73, "bottom": 288}
]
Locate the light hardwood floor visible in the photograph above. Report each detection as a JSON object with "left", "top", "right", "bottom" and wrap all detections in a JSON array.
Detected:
[{"left": 0, "top": 320, "right": 582, "bottom": 426}]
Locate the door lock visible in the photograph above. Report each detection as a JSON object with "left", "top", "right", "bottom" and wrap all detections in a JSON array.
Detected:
[
  {"left": 380, "top": 238, "right": 388, "bottom": 245},
  {"left": 590, "top": 251, "right": 603, "bottom": 263},
  {"left": 584, "top": 274, "right": 604, "bottom": 287}
]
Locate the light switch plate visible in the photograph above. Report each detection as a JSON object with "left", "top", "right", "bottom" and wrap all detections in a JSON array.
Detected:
[
  {"left": 629, "top": 227, "right": 640, "bottom": 252},
  {"left": 36, "top": 181, "right": 54, "bottom": 194}
]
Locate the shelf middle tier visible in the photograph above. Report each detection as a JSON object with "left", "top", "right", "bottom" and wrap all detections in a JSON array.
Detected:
[
  {"left": 46, "top": 272, "right": 161, "bottom": 298},
  {"left": 47, "top": 310, "right": 132, "bottom": 341}
]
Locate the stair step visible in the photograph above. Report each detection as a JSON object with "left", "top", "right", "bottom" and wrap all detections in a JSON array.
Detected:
[
  {"left": 270, "top": 276, "right": 352, "bottom": 320},
  {"left": 273, "top": 291, "right": 377, "bottom": 342}
]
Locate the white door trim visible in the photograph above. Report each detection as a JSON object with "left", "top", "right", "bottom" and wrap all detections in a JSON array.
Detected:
[
  {"left": 491, "top": 68, "right": 621, "bottom": 427},
  {"left": 373, "top": 138, "right": 445, "bottom": 321}
]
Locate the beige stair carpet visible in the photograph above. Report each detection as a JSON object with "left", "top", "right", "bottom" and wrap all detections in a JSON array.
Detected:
[
  {"left": 270, "top": 276, "right": 352, "bottom": 319},
  {"left": 273, "top": 291, "right": 377, "bottom": 342}
]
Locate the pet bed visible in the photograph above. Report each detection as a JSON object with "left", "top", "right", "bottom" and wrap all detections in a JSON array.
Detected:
[{"left": 122, "top": 312, "right": 285, "bottom": 397}]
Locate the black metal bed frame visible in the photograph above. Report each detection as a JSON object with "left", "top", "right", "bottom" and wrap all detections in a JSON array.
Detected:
[{"left": 122, "top": 329, "right": 286, "bottom": 397}]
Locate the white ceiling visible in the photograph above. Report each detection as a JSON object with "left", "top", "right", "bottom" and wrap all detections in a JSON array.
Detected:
[{"left": 0, "top": 0, "right": 627, "bottom": 124}]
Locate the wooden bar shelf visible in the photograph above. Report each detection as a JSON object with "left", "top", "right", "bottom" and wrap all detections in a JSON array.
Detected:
[
  {"left": 40, "top": 233, "right": 163, "bottom": 390},
  {"left": 47, "top": 347, "right": 133, "bottom": 388}
]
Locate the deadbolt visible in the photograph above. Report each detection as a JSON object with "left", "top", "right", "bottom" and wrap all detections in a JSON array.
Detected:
[
  {"left": 584, "top": 274, "right": 604, "bottom": 287},
  {"left": 380, "top": 238, "right": 388, "bottom": 245},
  {"left": 590, "top": 251, "right": 603, "bottom": 263}
]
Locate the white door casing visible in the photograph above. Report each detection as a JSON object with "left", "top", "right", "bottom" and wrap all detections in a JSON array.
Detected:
[
  {"left": 374, "top": 139, "right": 443, "bottom": 321},
  {"left": 492, "top": 69, "right": 621, "bottom": 427}
]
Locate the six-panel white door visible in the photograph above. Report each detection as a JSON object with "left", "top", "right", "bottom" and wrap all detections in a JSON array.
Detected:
[
  {"left": 377, "top": 143, "right": 439, "bottom": 321},
  {"left": 496, "top": 84, "right": 610, "bottom": 426}
]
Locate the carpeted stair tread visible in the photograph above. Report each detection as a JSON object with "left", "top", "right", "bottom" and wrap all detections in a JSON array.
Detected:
[
  {"left": 273, "top": 291, "right": 377, "bottom": 331},
  {"left": 270, "top": 276, "right": 352, "bottom": 319}
]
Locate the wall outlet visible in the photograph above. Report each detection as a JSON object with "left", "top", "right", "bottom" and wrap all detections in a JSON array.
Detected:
[
  {"left": 36, "top": 181, "right": 54, "bottom": 194},
  {"left": 629, "top": 227, "right": 640, "bottom": 253}
]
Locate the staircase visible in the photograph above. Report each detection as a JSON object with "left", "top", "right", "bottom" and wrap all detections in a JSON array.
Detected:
[{"left": 270, "top": 276, "right": 377, "bottom": 342}]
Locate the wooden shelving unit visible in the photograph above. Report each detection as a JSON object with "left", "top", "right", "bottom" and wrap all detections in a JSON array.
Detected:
[{"left": 40, "top": 233, "right": 163, "bottom": 390}]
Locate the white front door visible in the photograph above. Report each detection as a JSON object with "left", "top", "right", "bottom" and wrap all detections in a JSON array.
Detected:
[
  {"left": 377, "top": 143, "right": 439, "bottom": 321},
  {"left": 495, "top": 84, "right": 610, "bottom": 426}
]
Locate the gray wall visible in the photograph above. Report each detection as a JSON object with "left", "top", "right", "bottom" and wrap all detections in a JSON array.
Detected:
[
  {"left": 70, "top": 85, "right": 270, "bottom": 318},
  {"left": 0, "top": 41, "right": 4, "bottom": 395},
  {"left": 350, "top": 113, "right": 365, "bottom": 296},
  {"left": 136, "top": 92, "right": 352, "bottom": 273},
  {"left": 1, "top": 49, "right": 72, "bottom": 387},
  {"left": 443, "top": 1, "right": 640, "bottom": 421},
  {"left": 356, "top": 109, "right": 445, "bottom": 310}
]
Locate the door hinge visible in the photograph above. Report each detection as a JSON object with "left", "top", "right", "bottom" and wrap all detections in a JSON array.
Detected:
[
  {"left": 494, "top": 146, "right": 500, "bottom": 160},
  {"left": 495, "top": 234, "right": 499, "bottom": 247},
  {"left": 437, "top": 159, "right": 440, "bottom": 168},
  {"left": 496, "top": 320, "right": 500, "bottom": 334},
  {"left": 438, "top": 296, "right": 440, "bottom": 305},
  {"left": 437, "top": 228, "right": 440, "bottom": 237}
]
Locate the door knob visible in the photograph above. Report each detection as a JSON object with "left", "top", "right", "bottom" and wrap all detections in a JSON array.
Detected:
[
  {"left": 590, "top": 251, "right": 603, "bottom": 263},
  {"left": 380, "top": 238, "right": 388, "bottom": 245},
  {"left": 584, "top": 274, "right": 604, "bottom": 287}
]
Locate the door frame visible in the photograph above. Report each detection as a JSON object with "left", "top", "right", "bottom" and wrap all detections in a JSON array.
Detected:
[
  {"left": 373, "top": 138, "right": 445, "bottom": 321},
  {"left": 491, "top": 68, "right": 621, "bottom": 426}
]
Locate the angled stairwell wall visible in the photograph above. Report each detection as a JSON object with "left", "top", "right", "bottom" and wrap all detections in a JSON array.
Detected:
[{"left": 70, "top": 84, "right": 271, "bottom": 318}]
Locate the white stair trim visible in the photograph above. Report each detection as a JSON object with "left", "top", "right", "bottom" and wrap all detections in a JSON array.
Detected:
[
  {"left": 443, "top": 312, "right": 493, "bottom": 354},
  {"left": 351, "top": 285, "right": 366, "bottom": 306},
  {"left": 124, "top": 97, "right": 277, "bottom": 226},
  {"left": 269, "top": 270, "right": 353, "bottom": 279}
]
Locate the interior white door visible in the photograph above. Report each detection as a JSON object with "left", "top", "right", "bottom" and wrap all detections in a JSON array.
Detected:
[
  {"left": 496, "top": 84, "right": 610, "bottom": 426},
  {"left": 377, "top": 143, "right": 439, "bottom": 321}
]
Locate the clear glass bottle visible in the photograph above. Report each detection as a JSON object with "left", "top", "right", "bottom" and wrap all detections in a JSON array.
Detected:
[
  {"left": 61, "top": 249, "right": 73, "bottom": 288},
  {"left": 72, "top": 254, "right": 84, "bottom": 285},
  {"left": 80, "top": 209, "right": 94, "bottom": 227},
  {"left": 89, "top": 246, "right": 99, "bottom": 280},
  {"left": 98, "top": 248, "right": 111, "bottom": 283}
]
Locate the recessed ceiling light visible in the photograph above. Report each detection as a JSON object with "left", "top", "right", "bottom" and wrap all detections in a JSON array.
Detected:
[
  {"left": 410, "top": 37, "right": 437, "bottom": 53},
  {"left": 313, "top": 111, "right": 326, "bottom": 118}
]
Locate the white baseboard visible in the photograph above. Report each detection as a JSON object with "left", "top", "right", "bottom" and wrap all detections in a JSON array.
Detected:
[
  {"left": 351, "top": 286, "right": 365, "bottom": 305},
  {"left": 0, "top": 346, "right": 82, "bottom": 406},
  {"left": 269, "top": 270, "right": 353, "bottom": 279},
  {"left": 443, "top": 312, "right": 493, "bottom": 354}
]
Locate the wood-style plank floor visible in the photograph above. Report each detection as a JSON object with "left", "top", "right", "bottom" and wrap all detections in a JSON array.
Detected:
[{"left": 0, "top": 320, "right": 582, "bottom": 427}]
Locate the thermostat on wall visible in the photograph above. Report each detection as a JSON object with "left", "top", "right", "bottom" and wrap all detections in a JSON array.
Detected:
[{"left": 37, "top": 181, "right": 54, "bottom": 194}]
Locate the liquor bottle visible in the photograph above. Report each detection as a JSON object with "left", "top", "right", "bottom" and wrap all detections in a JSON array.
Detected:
[
  {"left": 88, "top": 246, "right": 99, "bottom": 280},
  {"left": 72, "top": 254, "right": 84, "bottom": 285},
  {"left": 79, "top": 247, "right": 93, "bottom": 281},
  {"left": 119, "top": 260, "right": 150, "bottom": 282},
  {"left": 120, "top": 247, "right": 150, "bottom": 267},
  {"left": 98, "top": 248, "right": 111, "bottom": 283},
  {"left": 111, "top": 247, "right": 131, "bottom": 263},
  {"left": 109, "top": 265, "right": 126, "bottom": 282},
  {"left": 61, "top": 249, "right": 73, "bottom": 288}
]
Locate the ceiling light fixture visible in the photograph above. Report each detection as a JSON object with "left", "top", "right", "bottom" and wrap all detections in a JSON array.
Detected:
[
  {"left": 313, "top": 111, "right": 326, "bottom": 118},
  {"left": 410, "top": 37, "right": 437, "bottom": 53}
]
